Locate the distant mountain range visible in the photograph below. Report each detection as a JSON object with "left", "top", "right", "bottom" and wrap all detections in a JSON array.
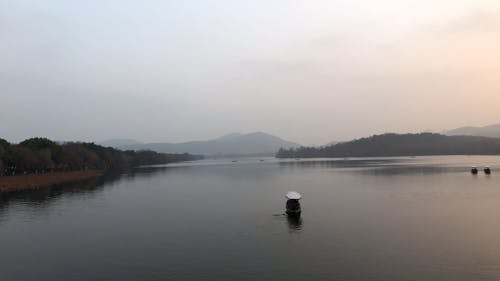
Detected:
[
  {"left": 97, "top": 124, "right": 500, "bottom": 158},
  {"left": 276, "top": 133, "right": 500, "bottom": 158},
  {"left": 103, "top": 132, "right": 300, "bottom": 156},
  {"left": 98, "top": 138, "right": 143, "bottom": 148},
  {"left": 321, "top": 141, "right": 339, "bottom": 147},
  {"left": 444, "top": 124, "right": 500, "bottom": 138}
]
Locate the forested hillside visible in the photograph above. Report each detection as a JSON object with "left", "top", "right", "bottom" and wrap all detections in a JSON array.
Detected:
[
  {"left": 276, "top": 133, "right": 500, "bottom": 158},
  {"left": 0, "top": 138, "right": 201, "bottom": 176}
]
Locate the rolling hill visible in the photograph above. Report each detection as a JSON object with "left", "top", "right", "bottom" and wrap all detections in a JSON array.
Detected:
[
  {"left": 276, "top": 133, "right": 500, "bottom": 158},
  {"left": 98, "top": 138, "right": 143, "bottom": 147},
  {"left": 119, "top": 132, "right": 300, "bottom": 156},
  {"left": 444, "top": 124, "right": 500, "bottom": 138}
]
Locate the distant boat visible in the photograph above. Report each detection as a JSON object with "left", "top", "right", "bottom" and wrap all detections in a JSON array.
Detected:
[
  {"left": 285, "top": 191, "right": 302, "bottom": 216},
  {"left": 232, "top": 160, "right": 238, "bottom": 163},
  {"left": 484, "top": 166, "right": 491, "bottom": 175},
  {"left": 471, "top": 166, "right": 478, "bottom": 174},
  {"left": 259, "top": 159, "right": 264, "bottom": 162}
]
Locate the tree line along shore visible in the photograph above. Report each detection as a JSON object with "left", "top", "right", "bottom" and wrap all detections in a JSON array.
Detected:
[{"left": 0, "top": 137, "right": 202, "bottom": 192}]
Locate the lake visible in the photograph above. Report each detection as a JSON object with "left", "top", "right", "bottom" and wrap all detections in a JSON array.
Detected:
[{"left": 1, "top": 156, "right": 500, "bottom": 281}]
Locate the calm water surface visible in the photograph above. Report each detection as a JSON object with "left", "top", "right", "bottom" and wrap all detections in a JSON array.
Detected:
[{"left": 1, "top": 156, "right": 500, "bottom": 281}]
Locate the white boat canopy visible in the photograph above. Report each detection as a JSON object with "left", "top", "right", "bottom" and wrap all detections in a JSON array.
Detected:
[{"left": 286, "top": 191, "right": 302, "bottom": 200}]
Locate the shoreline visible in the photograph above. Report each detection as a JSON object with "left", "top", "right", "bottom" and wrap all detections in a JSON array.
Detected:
[{"left": 0, "top": 170, "right": 104, "bottom": 192}]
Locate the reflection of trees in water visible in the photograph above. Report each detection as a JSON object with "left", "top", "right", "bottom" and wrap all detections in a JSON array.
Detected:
[
  {"left": 278, "top": 159, "right": 402, "bottom": 170},
  {"left": 278, "top": 159, "right": 467, "bottom": 176},
  {"left": 0, "top": 172, "right": 121, "bottom": 215},
  {"left": 357, "top": 165, "right": 464, "bottom": 176},
  {"left": 0, "top": 165, "right": 186, "bottom": 217},
  {"left": 128, "top": 166, "right": 178, "bottom": 179}
]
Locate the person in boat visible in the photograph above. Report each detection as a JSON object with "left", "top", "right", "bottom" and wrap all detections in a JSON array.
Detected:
[{"left": 285, "top": 191, "right": 302, "bottom": 216}]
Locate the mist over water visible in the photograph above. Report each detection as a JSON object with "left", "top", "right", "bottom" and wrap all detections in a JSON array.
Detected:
[{"left": 1, "top": 156, "right": 500, "bottom": 281}]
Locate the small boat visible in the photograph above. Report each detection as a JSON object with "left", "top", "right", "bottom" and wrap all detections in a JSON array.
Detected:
[
  {"left": 285, "top": 191, "right": 302, "bottom": 216},
  {"left": 232, "top": 160, "right": 238, "bottom": 163},
  {"left": 484, "top": 166, "right": 491, "bottom": 175},
  {"left": 471, "top": 166, "right": 478, "bottom": 174}
]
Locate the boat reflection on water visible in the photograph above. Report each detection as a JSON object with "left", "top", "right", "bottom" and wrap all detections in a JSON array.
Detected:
[{"left": 286, "top": 214, "right": 303, "bottom": 232}]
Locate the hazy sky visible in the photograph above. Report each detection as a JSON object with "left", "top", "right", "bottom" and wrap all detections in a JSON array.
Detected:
[{"left": 1, "top": 0, "right": 500, "bottom": 145}]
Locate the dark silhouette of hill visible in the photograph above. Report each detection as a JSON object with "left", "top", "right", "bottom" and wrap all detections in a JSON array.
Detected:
[
  {"left": 0, "top": 137, "right": 202, "bottom": 176},
  {"left": 444, "top": 123, "right": 500, "bottom": 138},
  {"left": 120, "top": 132, "right": 300, "bottom": 156},
  {"left": 276, "top": 133, "right": 500, "bottom": 158}
]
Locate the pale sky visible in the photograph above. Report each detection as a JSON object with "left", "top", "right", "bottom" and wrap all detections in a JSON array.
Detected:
[{"left": 1, "top": 0, "right": 500, "bottom": 145}]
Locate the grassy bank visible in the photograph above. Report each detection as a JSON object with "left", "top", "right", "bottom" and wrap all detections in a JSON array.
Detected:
[{"left": 0, "top": 170, "right": 104, "bottom": 192}]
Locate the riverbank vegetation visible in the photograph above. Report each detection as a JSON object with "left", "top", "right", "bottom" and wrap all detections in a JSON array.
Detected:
[
  {"left": 276, "top": 133, "right": 500, "bottom": 158},
  {"left": 0, "top": 170, "right": 105, "bottom": 192},
  {"left": 0, "top": 137, "right": 202, "bottom": 176}
]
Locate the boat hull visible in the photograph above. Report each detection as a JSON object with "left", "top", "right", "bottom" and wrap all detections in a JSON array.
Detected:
[
  {"left": 286, "top": 198, "right": 301, "bottom": 216},
  {"left": 286, "top": 209, "right": 301, "bottom": 216}
]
